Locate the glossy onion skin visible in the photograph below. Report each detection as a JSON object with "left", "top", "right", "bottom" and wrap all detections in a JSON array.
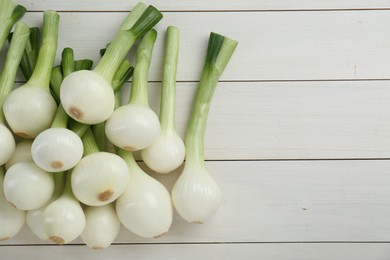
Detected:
[
  {"left": 0, "top": 172, "right": 25, "bottom": 241},
  {"left": 5, "top": 140, "right": 33, "bottom": 170},
  {"left": 141, "top": 131, "right": 185, "bottom": 174},
  {"left": 81, "top": 204, "right": 120, "bottom": 249},
  {"left": 3, "top": 162, "right": 54, "bottom": 210},
  {"left": 105, "top": 103, "right": 161, "bottom": 152},
  {"left": 3, "top": 86, "right": 57, "bottom": 138},
  {"left": 71, "top": 152, "right": 130, "bottom": 206},
  {"left": 0, "top": 124, "right": 15, "bottom": 166},
  {"left": 172, "top": 163, "right": 222, "bottom": 224},
  {"left": 60, "top": 70, "right": 115, "bottom": 125},
  {"left": 44, "top": 195, "right": 86, "bottom": 244},
  {"left": 32, "top": 128, "right": 83, "bottom": 172},
  {"left": 116, "top": 172, "right": 173, "bottom": 238}
]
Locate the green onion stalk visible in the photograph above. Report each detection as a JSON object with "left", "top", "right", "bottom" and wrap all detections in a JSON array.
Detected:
[
  {"left": 0, "top": 22, "right": 30, "bottom": 166},
  {"left": 172, "top": 32, "right": 238, "bottom": 223}
]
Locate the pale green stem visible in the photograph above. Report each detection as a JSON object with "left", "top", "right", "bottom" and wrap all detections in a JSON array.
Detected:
[
  {"left": 160, "top": 26, "right": 180, "bottom": 133},
  {"left": 27, "top": 10, "right": 59, "bottom": 91},
  {"left": 128, "top": 29, "right": 157, "bottom": 105}
]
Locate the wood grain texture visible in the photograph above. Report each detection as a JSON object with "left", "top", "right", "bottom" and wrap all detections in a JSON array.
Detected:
[
  {"left": 14, "top": 10, "right": 390, "bottom": 81},
  {"left": 15, "top": 0, "right": 390, "bottom": 11},
  {"left": 2, "top": 0, "right": 390, "bottom": 258},
  {"left": 1, "top": 243, "right": 390, "bottom": 260},
  {"left": 3, "top": 160, "right": 390, "bottom": 245}
]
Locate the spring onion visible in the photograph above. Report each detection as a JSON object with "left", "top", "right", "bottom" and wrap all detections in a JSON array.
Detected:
[
  {"left": 172, "top": 32, "right": 238, "bottom": 223},
  {"left": 71, "top": 129, "right": 129, "bottom": 206},
  {"left": 105, "top": 29, "right": 161, "bottom": 152},
  {"left": 116, "top": 149, "right": 173, "bottom": 238},
  {"left": 60, "top": 3, "right": 162, "bottom": 125},
  {"left": 0, "top": 166, "right": 25, "bottom": 241},
  {"left": 3, "top": 10, "right": 59, "bottom": 138},
  {"left": 80, "top": 204, "right": 120, "bottom": 250},
  {"left": 44, "top": 172, "right": 85, "bottom": 244},
  {"left": 0, "top": 22, "right": 30, "bottom": 166},
  {"left": 141, "top": 26, "right": 185, "bottom": 173}
]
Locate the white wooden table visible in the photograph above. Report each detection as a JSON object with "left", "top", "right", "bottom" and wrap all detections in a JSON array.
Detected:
[{"left": 2, "top": 1, "right": 390, "bottom": 259}]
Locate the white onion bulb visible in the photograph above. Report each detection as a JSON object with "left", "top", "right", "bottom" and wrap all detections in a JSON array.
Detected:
[
  {"left": 81, "top": 204, "right": 120, "bottom": 250},
  {"left": 60, "top": 70, "right": 115, "bottom": 124},
  {"left": 172, "top": 162, "right": 222, "bottom": 224},
  {"left": 27, "top": 204, "right": 50, "bottom": 241},
  {"left": 0, "top": 169, "right": 25, "bottom": 241},
  {"left": 3, "top": 162, "right": 54, "bottom": 210},
  {"left": 71, "top": 152, "right": 129, "bottom": 206},
  {"left": 141, "top": 130, "right": 185, "bottom": 174},
  {"left": 3, "top": 86, "right": 57, "bottom": 138},
  {"left": 44, "top": 192, "right": 85, "bottom": 244},
  {"left": 27, "top": 173, "right": 65, "bottom": 241},
  {"left": 5, "top": 139, "right": 33, "bottom": 170},
  {"left": 0, "top": 124, "right": 16, "bottom": 166},
  {"left": 32, "top": 128, "right": 83, "bottom": 172},
  {"left": 116, "top": 151, "right": 172, "bottom": 238},
  {"left": 105, "top": 103, "right": 161, "bottom": 152}
]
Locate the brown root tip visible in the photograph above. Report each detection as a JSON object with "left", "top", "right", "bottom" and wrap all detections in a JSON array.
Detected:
[
  {"left": 123, "top": 146, "right": 136, "bottom": 152},
  {"left": 69, "top": 106, "right": 84, "bottom": 120},
  {"left": 98, "top": 190, "right": 114, "bottom": 202},
  {"left": 50, "top": 236, "right": 65, "bottom": 244},
  {"left": 92, "top": 246, "right": 104, "bottom": 250},
  {"left": 50, "top": 160, "right": 64, "bottom": 169},
  {"left": 0, "top": 237, "right": 10, "bottom": 241},
  {"left": 191, "top": 221, "right": 203, "bottom": 224},
  {"left": 15, "top": 132, "right": 32, "bottom": 138},
  {"left": 153, "top": 232, "right": 167, "bottom": 238}
]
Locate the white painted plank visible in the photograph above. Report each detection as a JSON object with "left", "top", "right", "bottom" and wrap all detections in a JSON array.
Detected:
[
  {"left": 14, "top": 11, "right": 390, "bottom": 81},
  {"left": 3, "top": 160, "right": 390, "bottom": 245},
  {"left": 1, "top": 243, "right": 390, "bottom": 260},
  {"left": 15, "top": 0, "right": 390, "bottom": 11},
  {"left": 10, "top": 81, "right": 390, "bottom": 160},
  {"left": 165, "top": 81, "right": 390, "bottom": 160}
]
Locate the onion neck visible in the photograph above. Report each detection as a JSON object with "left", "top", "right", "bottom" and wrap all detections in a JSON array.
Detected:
[
  {"left": 117, "top": 149, "right": 142, "bottom": 176},
  {"left": 93, "top": 31, "right": 136, "bottom": 83},
  {"left": 185, "top": 33, "right": 238, "bottom": 165},
  {"left": 82, "top": 128, "right": 100, "bottom": 155},
  {"left": 53, "top": 172, "right": 66, "bottom": 198},
  {"left": 0, "top": 22, "right": 30, "bottom": 124},
  {"left": 63, "top": 171, "right": 75, "bottom": 198},
  {"left": 50, "top": 104, "right": 68, "bottom": 128},
  {"left": 128, "top": 30, "right": 157, "bottom": 106},
  {"left": 185, "top": 68, "right": 219, "bottom": 165},
  {"left": 160, "top": 26, "right": 179, "bottom": 134},
  {"left": 27, "top": 10, "right": 59, "bottom": 91}
]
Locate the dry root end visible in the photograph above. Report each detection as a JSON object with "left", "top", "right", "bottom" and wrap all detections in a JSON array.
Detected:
[
  {"left": 98, "top": 190, "right": 114, "bottom": 202},
  {"left": 153, "top": 232, "right": 167, "bottom": 238},
  {"left": 15, "top": 132, "right": 32, "bottom": 138},
  {"left": 50, "top": 236, "right": 65, "bottom": 244},
  {"left": 50, "top": 160, "right": 64, "bottom": 169},
  {"left": 69, "top": 106, "right": 84, "bottom": 120},
  {"left": 191, "top": 221, "right": 203, "bottom": 224},
  {"left": 0, "top": 237, "right": 10, "bottom": 241},
  {"left": 92, "top": 246, "right": 104, "bottom": 250}
]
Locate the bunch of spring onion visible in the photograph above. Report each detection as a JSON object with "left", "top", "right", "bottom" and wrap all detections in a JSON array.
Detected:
[{"left": 0, "top": 1, "right": 239, "bottom": 249}]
